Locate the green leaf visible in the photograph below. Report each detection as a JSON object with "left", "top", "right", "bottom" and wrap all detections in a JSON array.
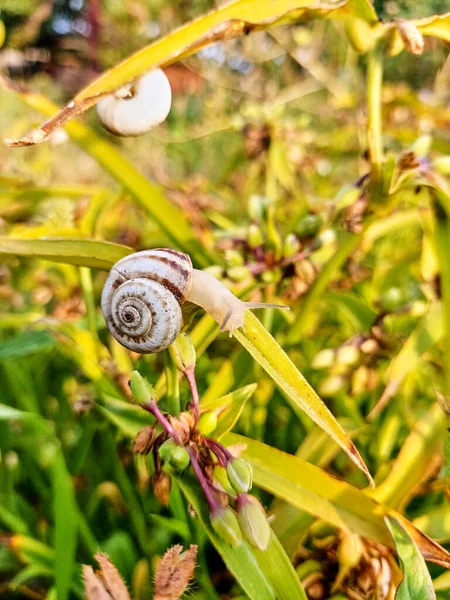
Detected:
[
  {"left": 53, "top": 453, "right": 78, "bottom": 600},
  {"left": 98, "top": 396, "right": 154, "bottom": 438},
  {"left": 178, "top": 477, "right": 306, "bottom": 600},
  {"left": 234, "top": 312, "right": 373, "bottom": 486},
  {"left": 200, "top": 383, "right": 257, "bottom": 439},
  {"left": 386, "top": 516, "right": 436, "bottom": 600},
  {"left": 0, "top": 330, "right": 56, "bottom": 360},
  {"left": 0, "top": 404, "right": 53, "bottom": 436},
  {"left": 222, "top": 432, "right": 450, "bottom": 570},
  {"left": 0, "top": 237, "right": 132, "bottom": 270}
]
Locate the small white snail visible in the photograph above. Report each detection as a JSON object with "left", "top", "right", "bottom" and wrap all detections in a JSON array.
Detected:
[
  {"left": 101, "top": 248, "right": 288, "bottom": 353},
  {"left": 96, "top": 69, "right": 172, "bottom": 137}
]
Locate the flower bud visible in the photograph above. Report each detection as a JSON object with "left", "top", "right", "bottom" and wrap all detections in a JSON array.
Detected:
[
  {"left": 283, "top": 233, "right": 299, "bottom": 258},
  {"left": 197, "top": 411, "right": 218, "bottom": 436},
  {"left": 247, "top": 223, "right": 263, "bottom": 248},
  {"left": 158, "top": 439, "right": 190, "bottom": 471},
  {"left": 225, "top": 249, "right": 244, "bottom": 267},
  {"left": 312, "top": 348, "right": 335, "bottom": 370},
  {"left": 318, "top": 375, "right": 345, "bottom": 398},
  {"left": 211, "top": 507, "right": 242, "bottom": 547},
  {"left": 152, "top": 471, "right": 172, "bottom": 505},
  {"left": 227, "top": 458, "right": 253, "bottom": 493},
  {"left": 133, "top": 425, "right": 156, "bottom": 455},
  {"left": 130, "top": 371, "right": 155, "bottom": 406},
  {"left": 168, "top": 333, "right": 196, "bottom": 374},
  {"left": 336, "top": 346, "right": 360, "bottom": 367},
  {"left": 295, "top": 214, "right": 322, "bottom": 238},
  {"left": 248, "top": 195, "right": 267, "bottom": 222},
  {"left": 237, "top": 494, "right": 270, "bottom": 551},
  {"left": 227, "top": 266, "right": 251, "bottom": 283}
]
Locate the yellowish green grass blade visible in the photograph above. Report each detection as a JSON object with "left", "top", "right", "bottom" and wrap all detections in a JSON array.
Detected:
[
  {"left": 234, "top": 312, "right": 373, "bottom": 486},
  {"left": 0, "top": 236, "right": 132, "bottom": 270},
  {"left": 386, "top": 516, "right": 436, "bottom": 600}
]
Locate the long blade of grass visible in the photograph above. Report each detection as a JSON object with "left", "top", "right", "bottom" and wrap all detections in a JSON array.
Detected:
[
  {"left": 52, "top": 453, "right": 78, "bottom": 600},
  {"left": 234, "top": 312, "right": 373, "bottom": 486},
  {"left": 0, "top": 237, "right": 132, "bottom": 270}
]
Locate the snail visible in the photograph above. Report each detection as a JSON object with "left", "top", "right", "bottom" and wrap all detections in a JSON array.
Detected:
[
  {"left": 96, "top": 69, "right": 172, "bottom": 137},
  {"left": 101, "top": 248, "right": 288, "bottom": 353}
]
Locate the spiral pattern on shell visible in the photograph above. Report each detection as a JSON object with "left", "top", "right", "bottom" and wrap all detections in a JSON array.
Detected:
[{"left": 101, "top": 249, "right": 193, "bottom": 353}]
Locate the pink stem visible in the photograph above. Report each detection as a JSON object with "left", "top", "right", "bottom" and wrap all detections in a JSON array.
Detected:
[{"left": 143, "top": 401, "right": 182, "bottom": 445}]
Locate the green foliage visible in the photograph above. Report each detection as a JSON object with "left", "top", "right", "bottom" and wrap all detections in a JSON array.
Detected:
[{"left": 1, "top": 0, "right": 450, "bottom": 598}]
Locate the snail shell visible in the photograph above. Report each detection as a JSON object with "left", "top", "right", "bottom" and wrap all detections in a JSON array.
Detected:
[
  {"left": 96, "top": 69, "right": 172, "bottom": 137},
  {"left": 101, "top": 249, "right": 192, "bottom": 353}
]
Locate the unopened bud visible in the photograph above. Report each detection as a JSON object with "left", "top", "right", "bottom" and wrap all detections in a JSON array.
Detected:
[
  {"left": 237, "top": 494, "right": 270, "bottom": 551},
  {"left": 133, "top": 425, "right": 156, "bottom": 455},
  {"left": 380, "top": 287, "right": 404, "bottom": 311},
  {"left": 225, "top": 249, "right": 244, "bottom": 267},
  {"left": 295, "top": 214, "right": 322, "bottom": 238},
  {"left": 248, "top": 194, "right": 267, "bottom": 222},
  {"left": 158, "top": 440, "right": 190, "bottom": 471},
  {"left": 130, "top": 371, "right": 155, "bottom": 406},
  {"left": 312, "top": 349, "right": 335, "bottom": 370},
  {"left": 169, "top": 333, "right": 196, "bottom": 373},
  {"left": 152, "top": 471, "right": 172, "bottom": 505},
  {"left": 227, "top": 266, "right": 251, "bottom": 282},
  {"left": 283, "top": 233, "right": 299, "bottom": 258},
  {"left": 197, "top": 411, "right": 218, "bottom": 436},
  {"left": 318, "top": 375, "right": 345, "bottom": 398},
  {"left": 227, "top": 458, "right": 253, "bottom": 493},
  {"left": 247, "top": 223, "right": 263, "bottom": 248},
  {"left": 335, "top": 532, "right": 364, "bottom": 588},
  {"left": 211, "top": 506, "right": 242, "bottom": 547},
  {"left": 336, "top": 346, "right": 360, "bottom": 367}
]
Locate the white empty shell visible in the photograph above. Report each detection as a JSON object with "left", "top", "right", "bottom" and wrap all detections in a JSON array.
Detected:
[{"left": 96, "top": 69, "right": 172, "bottom": 137}]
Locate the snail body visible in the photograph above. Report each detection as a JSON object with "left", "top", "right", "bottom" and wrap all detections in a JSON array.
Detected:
[
  {"left": 96, "top": 69, "right": 172, "bottom": 137},
  {"left": 102, "top": 248, "right": 288, "bottom": 353}
]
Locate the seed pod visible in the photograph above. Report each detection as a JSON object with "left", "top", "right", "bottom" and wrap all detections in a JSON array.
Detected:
[
  {"left": 169, "top": 333, "right": 196, "bottom": 373},
  {"left": 211, "top": 507, "right": 242, "bottom": 547},
  {"left": 152, "top": 471, "right": 172, "bottom": 505},
  {"left": 237, "top": 494, "right": 270, "bottom": 551},
  {"left": 97, "top": 69, "right": 172, "bottom": 136},
  {"left": 133, "top": 425, "right": 157, "bottom": 455},
  {"left": 226, "top": 458, "right": 253, "bottom": 493}
]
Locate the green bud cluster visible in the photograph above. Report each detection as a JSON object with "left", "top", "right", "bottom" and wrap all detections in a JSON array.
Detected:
[
  {"left": 211, "top": 507, "right": 242, "bottom": 548},
  {"left": 237, "top": 494, "right": 271, "bottom": 551},
  {"left": 226, "top": 458, "right": 253, "bottom": 493}
]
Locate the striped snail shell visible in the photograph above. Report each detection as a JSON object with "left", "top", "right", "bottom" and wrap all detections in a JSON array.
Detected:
[{"left": 101, "top": 249, "right": 192, "bottom": 353}]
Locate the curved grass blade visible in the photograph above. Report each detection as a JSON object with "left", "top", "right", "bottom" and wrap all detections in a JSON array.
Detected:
[
  {"left": 177, "top": 477, "right": 306, "bottom": 600},
  {"left": 234, "top": 312, "right": 374, "bottom": 486},
  {"left": 222, "top": 432, "right": 450, "bottom": 569},
  {"left": 0, "top": 237, "right": 132, "bottom": 270},
  {"left": 386, "top": 516, "right": 436, "bottom": 600},
  {"left": 4, "top": 0, "right": 378, "bottom": 145}
]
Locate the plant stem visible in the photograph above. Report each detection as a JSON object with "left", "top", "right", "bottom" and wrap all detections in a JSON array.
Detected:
[
  {"left": 164, "top": 349, "right": 181, "bottom": 415},
  {"left": 185, "top": 369, "right": 200, "bottom": 424},
  {"left": 187, "top": 447, "right": 220, "bottom": 512},
  {"left": 143, "top": 401, "right": 182, "bottom": 445},
  {"left": 366, "top": 44, "right": 384, "bottom": 193}
]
